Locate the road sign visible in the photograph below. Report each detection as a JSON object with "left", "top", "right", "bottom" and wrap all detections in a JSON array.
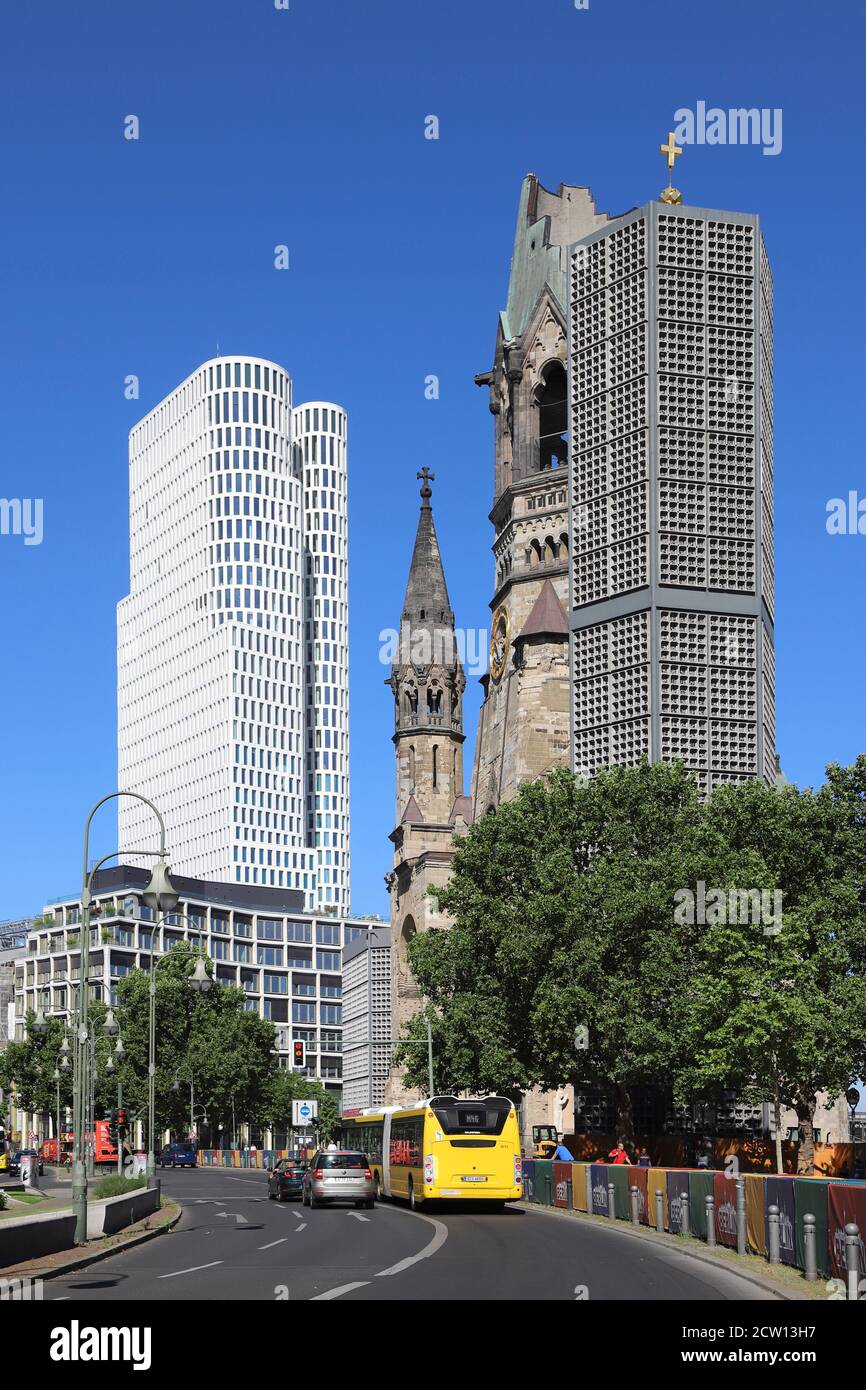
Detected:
[{"left": 293, "top": 1099, "right": 318, "bottom": 1127}]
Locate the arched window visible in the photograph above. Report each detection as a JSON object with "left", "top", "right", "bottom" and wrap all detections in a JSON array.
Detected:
[{"left": 538, "top": 361, "right": 567, "bottom": 470}]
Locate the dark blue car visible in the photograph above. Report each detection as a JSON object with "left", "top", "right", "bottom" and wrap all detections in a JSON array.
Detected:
[{"left": 159, "top": 1141, "right": 197, "bottom": 1168}]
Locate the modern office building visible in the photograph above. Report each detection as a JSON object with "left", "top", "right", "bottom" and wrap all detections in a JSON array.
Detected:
[
  {"left": 117, "top": 358, "right": 349, "bottom": 914},
  {"left": 293, "top": 402, "right": 350, "bottom": 917},
  {"left": 341, "top": 923, "right": 391, "bottom": 1112},
  {"left": 569, "top": 200, "right": 778, "bottom": 790},
  {"left": 10, "top": 867, "right": 370, "bottom": 1126}
]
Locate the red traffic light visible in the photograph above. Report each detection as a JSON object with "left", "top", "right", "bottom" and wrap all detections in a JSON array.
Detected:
[
  {"left": 292, "top": 1040, "right": 305, "bottom": 1067},
  {"left": 117, "top": 1108, "right": 128, "bottom": 1128}
]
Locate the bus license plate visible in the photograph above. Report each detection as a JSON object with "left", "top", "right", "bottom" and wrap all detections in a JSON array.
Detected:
[{"left": 462, "top": 1175, "right": 487, "bottom": 1182}]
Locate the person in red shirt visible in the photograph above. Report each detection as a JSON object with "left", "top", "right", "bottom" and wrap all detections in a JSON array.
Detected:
[{"left": 607, "top": 1142, "right": 630, "bottom": 1165}]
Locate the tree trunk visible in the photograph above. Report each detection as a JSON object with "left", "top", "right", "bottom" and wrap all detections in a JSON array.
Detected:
[
  {"left": 795, "top": 1093, "right": 817, "bottom": 1175},
  {"left": 773, "top": 1079, "right": 783, "bottom": 1175},
  {"left": 614, "top": 1081, "right": 635, "bottom": 1149}
]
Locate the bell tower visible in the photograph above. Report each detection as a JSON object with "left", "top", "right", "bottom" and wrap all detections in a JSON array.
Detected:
[
  {"left": 384, "top": 471, "right": 472, "bottom": 1104},
  {"left": 388, "top": 468, "right": 466, "bottom": 825}
]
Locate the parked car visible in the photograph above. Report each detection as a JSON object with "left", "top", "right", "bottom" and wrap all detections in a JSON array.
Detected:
[
  {"left": 12, "top": 1148, "right": 43, "bottom": 1177},
  {"left": 0, "top": 1150, "right": 19, "bottom": 1177},
  {"left": 267, "top": 1158, "right": 306, "bottom": 1202},
  {"left": 302, "top": 1150, "right": 375, "bottom": 1209},
  {"left": 159, "top": 1141, "right": 197, "bottom": 1168}
]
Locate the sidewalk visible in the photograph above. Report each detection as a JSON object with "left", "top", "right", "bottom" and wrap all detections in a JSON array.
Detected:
[{"left": 1, "top": 1197, "right": 181, "bottom": 1281}]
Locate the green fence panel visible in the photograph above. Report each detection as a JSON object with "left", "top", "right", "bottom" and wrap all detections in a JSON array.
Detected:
[
  {"left": 534, "top": 1160, "right": 554, "bottom": 1206},
  {"left": 610, "top": 1164, "right": 630, "bottom": 1218},
  {"left": 794, "top": 1178, "right": 835, "bottom": 1277},
  {"left": 688, "top": 1171, "right": 715, "bottom": 1240}
]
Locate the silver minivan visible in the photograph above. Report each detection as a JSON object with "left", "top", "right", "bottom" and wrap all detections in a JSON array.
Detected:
[{"left": 302, "top": 1150, "right": 375, "bottom": 1209}]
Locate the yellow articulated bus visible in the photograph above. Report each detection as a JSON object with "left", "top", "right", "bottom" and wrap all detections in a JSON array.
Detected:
[{"left": 341, "top": 1095, "right": 523, "bottom": 1209}]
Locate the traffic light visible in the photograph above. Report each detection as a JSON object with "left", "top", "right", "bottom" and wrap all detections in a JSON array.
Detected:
[
  {"left": 292, "top": 1040, "right": 306, "bottom": 1069},
  {"left": 107, "top": 1109, "right": 118, "bottom": 1145},
  {"left": 117, "top": 1107, "right": 128, "bottom": 1132}
]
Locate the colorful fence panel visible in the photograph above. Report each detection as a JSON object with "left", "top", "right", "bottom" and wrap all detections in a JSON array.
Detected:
[
  {"left": 553, "top": 1161, "right": 572, "bottom": 1209},
  {"left": 572, "top": 1163, "right": 589, "bottom": 1213},
  {"left": 688, "top": 1171, "right": 715, "bottom": 1240},
  {"left": 630, "top": 1166, "right": 649, "bottom": 1223},
  {"left": 743, "top": 1173, "right": 766, "bottom": 1255},
  {"left": 666, "top": 1171, "right": 689, "bottom": 1233},
  {"left": 534, "top": 1160, "right": 554, "bottom": 1207},
  {"left": 827, "top": 1183, "right": 866, "bottom": 1282},
  {"left": 609, "top": 1164, "right": 629, "bottom": 1218},
  {"left": 794, "top": 1178, "right": 835, "bottom": 1278},
  {"left": 647, "top": 1168, "right": 668, "bottom": 1230},
  {"left": 713, "top": 1172, "right": 739, "bottom": 1248},
  {"left": 521, "top": 1159, "right": 536, "bottom": 1204},
  {"left": 590, "top": 1163, "right": 611, "bottom": 1216},
  {"left": 765, "top": 1176, "right": 797, "bottom": 1267}
]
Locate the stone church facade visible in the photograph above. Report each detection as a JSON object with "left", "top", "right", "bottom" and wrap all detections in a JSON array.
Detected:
[{"left": 385, "top": 177, "right": 613, "bottom": 1128}]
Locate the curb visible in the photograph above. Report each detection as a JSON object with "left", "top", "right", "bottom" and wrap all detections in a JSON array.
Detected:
[
  {"left": 515, "top": 1201, "right": 810, "bottom": 1301},
  {"left": 6, "top": 1201, "right": 183, "bottom": 1283}
]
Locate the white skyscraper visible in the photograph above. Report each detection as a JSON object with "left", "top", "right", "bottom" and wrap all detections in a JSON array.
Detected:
[{"left": 117, "top": 356, "right": 349, "bottom": 913}]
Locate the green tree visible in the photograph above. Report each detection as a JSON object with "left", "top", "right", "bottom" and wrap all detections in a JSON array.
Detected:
[
  {"left": 677, "top": 775, "right": 866, "bottom": 1173},
  {"left": 0, "top": 1011, "right": 73, "bottom": 1117},
  {"left": 399, "top": 762, "right": 706, "bottom": 1139}
]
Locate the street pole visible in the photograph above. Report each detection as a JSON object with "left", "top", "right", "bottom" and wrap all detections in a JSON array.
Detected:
[
  {"left": 367, "top": 927, "right": 374, "bottom": 1109},
  {"left": 426, "top": 1017, "right": 434, "bottom": 1097},
  {"left": 117, "top": 1081, "right": 123, "bottom": 1177},
  {"left": 71, "top": 789, "right": 175, "bottom": 1245}
]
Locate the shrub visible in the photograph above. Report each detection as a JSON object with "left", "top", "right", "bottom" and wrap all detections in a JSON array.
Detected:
[{"left": 92, "top": 1174, "right": 148, "bottom": 1199}]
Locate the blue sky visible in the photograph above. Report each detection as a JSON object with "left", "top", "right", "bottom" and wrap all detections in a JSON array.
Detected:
[{"left": 0, "top": 0, "right": 863, "bottom": 920}]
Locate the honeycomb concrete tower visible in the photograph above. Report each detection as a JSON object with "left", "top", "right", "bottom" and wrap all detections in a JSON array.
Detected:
[
  {"left": 384, "top": 471, "right": 470, "bottom": 1106},
  {"left": 568, "top": 197, "right": 778, "bottom": 789}
]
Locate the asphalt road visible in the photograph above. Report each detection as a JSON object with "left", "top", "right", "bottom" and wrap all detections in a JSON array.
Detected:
[{"left": 42, "top": 1166, "right": 780, "bottom": 1302}]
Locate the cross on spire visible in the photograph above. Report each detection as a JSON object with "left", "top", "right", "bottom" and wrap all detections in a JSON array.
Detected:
[
  {"left": 417, "top": 467, "right": 435, "bottom": 502},
  {"left": 659, "top": 130, "right": 684, "bottom": 205}
]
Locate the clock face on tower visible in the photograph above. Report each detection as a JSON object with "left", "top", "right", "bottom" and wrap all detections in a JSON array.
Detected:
[{"left": 489, "top": 605, "right": 510, "bottom": 682}]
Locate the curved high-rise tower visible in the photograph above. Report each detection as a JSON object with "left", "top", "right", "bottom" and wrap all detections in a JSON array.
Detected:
[{"left": 117, "top": 357, "right": 349, "bottom": 912}]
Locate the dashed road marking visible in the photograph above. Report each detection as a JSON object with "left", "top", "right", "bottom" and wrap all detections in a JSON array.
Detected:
[
  {"left": 311, "top": 1280, "right": 370, "bottom": 1300},
  {"left": 259, "top": 1238, "right": 288, "bottom": 1250},
  {"left": 158, "top": 1261, "right": 224, "bottom": 1279}
]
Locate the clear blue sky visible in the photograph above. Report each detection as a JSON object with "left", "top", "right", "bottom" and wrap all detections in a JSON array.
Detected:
[{"left": 0, "top": 0, "right": 863, "bottom": 921}]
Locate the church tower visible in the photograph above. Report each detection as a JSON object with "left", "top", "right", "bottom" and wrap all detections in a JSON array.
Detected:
[
  {"left": 471, "top": 175, "right": 612, "bottom": 813},
  {"left": 384, "top": 471, "right": 471, "bottom": 1104}
]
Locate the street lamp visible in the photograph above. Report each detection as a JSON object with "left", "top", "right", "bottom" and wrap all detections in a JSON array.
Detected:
[{"left": 71, "top": 790, "right": 175, "bottom": 1245}]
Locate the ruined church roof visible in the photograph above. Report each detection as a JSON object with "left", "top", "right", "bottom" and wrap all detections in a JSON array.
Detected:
[{"left": 517, "top": 579, "right": 569, "bottom": 641}]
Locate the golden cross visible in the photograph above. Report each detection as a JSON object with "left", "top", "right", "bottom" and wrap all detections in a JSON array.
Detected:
[{"left": 660, "top": 131, "right": 683, "bottom": 175}]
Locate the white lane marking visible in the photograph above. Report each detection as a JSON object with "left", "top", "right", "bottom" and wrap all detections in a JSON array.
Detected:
[
  {"left": 158, "top": 1260, "right": 224, "bottom": 1280},
  {"left": 215, "top": 1212, "right": 248, "bottom": 1224},
  {"left": 295, "top": 1222, "right": 307, "bottom": 1232},
  {"left": 374, "top": 1209, "right": 449, "bottom": 1278},
  {"left": 311, "top": 1280, "right": 370, "bottom": 1301},
  {"left": 313, "top": 1206, "right": 450, "bottom": 1301},
  {"left": 53, "top": 1295, "right": 71, "bottom": 1301},
  {"left": 194, "top": 1199, "right": 225, "bottom": 1205},
  {"left": 258, "top": 1237, "right": 288, "bottom": 1250},
  {"left": 347, "top": 1212, "right": 370, "bottom": 1222},
  {"left": 291, "top": 1210, "right": 304, "bottom": 1220}
]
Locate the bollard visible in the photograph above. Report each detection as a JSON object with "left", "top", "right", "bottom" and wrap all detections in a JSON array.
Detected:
[
  {"left": 768, "top": 1204, "right": 780, "bottom": 1264},
  {"left": 845, "top": 1223, "right": 861, "bottom": 1302},
  {"left": 802, "top": 1212, "right": 817, "bottom": 1283},
  {"left": 680, "top": 1189, "right": 690, "bottom": 1238},
  {"left": 655, "top": 1188, "right": 664, "bottom": 1234},
  {"left": 630, "top": 1184, "right": 640, "bottom": 1225},
  {"left": 608, "top": 1181, "right": 616, "bottom": 1218},
  {"left": 706, "top": 1194, "right": 716, "bottom": 1247},
  {"left": 736, "top": 1177, "right": 746, "bottom": 1257}
]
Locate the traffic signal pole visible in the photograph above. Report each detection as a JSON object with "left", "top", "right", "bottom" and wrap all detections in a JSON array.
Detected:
[{"left": 117, "top": 1082, "right": 123, "bottom": 1176}]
